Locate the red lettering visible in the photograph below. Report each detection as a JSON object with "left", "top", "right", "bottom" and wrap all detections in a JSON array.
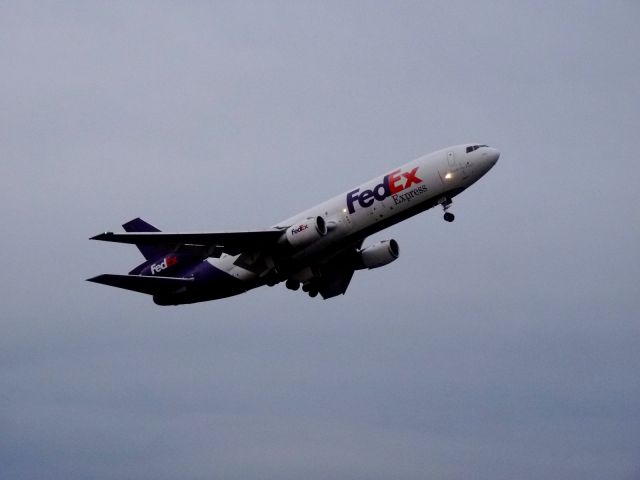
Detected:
[
  {"left": 388, "top": 169, "right": 403, "bottom": 194},
  {"left": 402, "top": 167, "right": 422, "bottom": 188}
]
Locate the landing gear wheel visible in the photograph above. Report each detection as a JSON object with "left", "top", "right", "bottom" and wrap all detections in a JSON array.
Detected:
[
  {"left": 439, "top": 197, "right": 454, "bottom": 222},
  {"left": 308, "top": 289, "right": 318, "bottom": 298},
  {"left": 285, "top": 279, "right": 300, "bottom": 291}
]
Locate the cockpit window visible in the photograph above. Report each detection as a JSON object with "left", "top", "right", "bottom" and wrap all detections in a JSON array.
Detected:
[{"left": 466, "top": 144, "right": 489, "bottom": 153}]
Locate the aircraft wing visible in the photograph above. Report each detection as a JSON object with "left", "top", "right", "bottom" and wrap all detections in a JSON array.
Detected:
[
  {"left": 87, "top": 274, "right": 194, "bottom": 295},
  {"left": 90, "top": 230, "right": 283, "bottom": 256}
]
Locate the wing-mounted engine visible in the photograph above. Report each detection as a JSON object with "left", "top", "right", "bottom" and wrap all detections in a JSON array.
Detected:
[
  {"left": 356, "top": 239, "right": 399, "bottom": 269},
  {"left": 279, "top": 216, "right": 327, "bottom": 249}
]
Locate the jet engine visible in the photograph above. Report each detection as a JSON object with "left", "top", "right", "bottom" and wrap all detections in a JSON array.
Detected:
[
  {"left": 279, "top": 216, "right": 327, "bottom": 249},
  {"left": 357, "top": 239, "right": 399, "bottom": 269}
]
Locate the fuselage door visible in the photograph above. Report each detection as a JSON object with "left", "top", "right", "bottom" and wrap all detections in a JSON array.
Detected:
[
  {"left": 447, "top": 151, "right": 456, "bottom": 167},
  {"left": 440, "top": 149, "right": 460, "bottom": 186}
]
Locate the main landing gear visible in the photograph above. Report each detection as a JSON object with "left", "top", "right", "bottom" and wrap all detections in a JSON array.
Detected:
[
  {"left": 301, "top": 283, "right": 319, "bottom": 298},
  {"left": 285, "top": 279, "right": 300, "bottom": 291},
  {"left": 286, "top": 278, "right": 319, "bottom": 298},
  {"left": 440, "top": 197, "right": 455, "bottom": 222}
]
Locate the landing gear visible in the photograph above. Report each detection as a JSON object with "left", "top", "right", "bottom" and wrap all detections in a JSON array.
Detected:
[
  {"left": 285, "top": 279, "right": 300, "bottom": 291},
  {"left": 439, "top": 197, "right": 455, "bottom": 222},
  {"left": 285, "top": 274, "right": 320, "bottom": 298},
  {"left": 265, "top": 276, "right": 279, "bottom": 287},
  {"left": 301, "top": 283, "right": 319, "bottom": 298}
]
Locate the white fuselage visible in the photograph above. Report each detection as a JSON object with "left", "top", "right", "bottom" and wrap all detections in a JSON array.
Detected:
[{"left": 208, "top": 144, "right": 499, "bottom": 283}]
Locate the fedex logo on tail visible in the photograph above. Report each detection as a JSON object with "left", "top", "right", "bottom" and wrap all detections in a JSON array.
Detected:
[
  {"left": 150, "top": 255, "right": 178, "bottom": 274},
  {"left": 346, "top": 167, "right": 422, "bottom": 214}
]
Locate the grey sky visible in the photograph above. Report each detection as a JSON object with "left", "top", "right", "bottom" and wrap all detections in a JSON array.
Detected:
[{"left": 1, "top": 1, "right": 639, "bottom": 479}]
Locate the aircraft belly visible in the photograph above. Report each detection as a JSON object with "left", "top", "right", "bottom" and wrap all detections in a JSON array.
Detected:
[
  {"left": 153, "top": 261, "right": 250, "bottom": 304},
  {"left": 206, "top": 256, "right": 258, "bottom": 282}
]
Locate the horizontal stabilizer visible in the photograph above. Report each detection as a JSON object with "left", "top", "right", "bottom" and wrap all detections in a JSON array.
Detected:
[
  {"left": 87, "top": 274, "right": 193, "bottom": 296},
  {"left": 90, "top": 230, "right": 283, "bottom": 255}
]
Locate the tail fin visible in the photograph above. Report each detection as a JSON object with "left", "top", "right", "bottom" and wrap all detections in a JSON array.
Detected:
[{"left": 122, "top": 217, "right": 170, "bottom": 260}]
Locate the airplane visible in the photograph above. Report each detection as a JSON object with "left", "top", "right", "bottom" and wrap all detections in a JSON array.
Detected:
[{"left": 88, "top": 144, "right": 499, "bottom": 305}]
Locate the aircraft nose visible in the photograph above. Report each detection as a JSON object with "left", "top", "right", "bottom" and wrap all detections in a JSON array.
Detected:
[
  {"left": 481, "top": 147, "right": 500, "bottom": 170},
  {"left": 486, "top": 147, "right": 500, "bottom": 165}
]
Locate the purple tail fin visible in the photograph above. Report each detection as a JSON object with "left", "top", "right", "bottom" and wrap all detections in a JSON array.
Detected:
[{"left": 122, "top": 218, "right": 169, "bottom": 261}]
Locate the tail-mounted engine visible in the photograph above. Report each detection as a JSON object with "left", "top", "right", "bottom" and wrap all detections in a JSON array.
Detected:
[
  {"left": 279, "top": 216, "right": 328, "bottom": 249},
  {"left": 357, "top": 239, "right": 399, "bottom": 269}
]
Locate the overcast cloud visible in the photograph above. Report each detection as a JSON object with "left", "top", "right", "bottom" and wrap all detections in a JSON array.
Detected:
[{"left": 1, "top": 1, "right": 639, "bottom": 479}]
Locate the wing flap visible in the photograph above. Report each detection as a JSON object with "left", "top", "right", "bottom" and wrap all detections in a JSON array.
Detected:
[
  {"left": 314, "top": 240, "right": 363, "bottom": 299},
  {"left": 317, "top": 267, "right": 356, "bottom": 299},
  {"left": 87, "top": 274, "right": 194, "bottom": 296}
]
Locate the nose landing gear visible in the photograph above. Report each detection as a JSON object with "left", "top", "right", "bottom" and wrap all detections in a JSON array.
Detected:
[{"left": 439, "top": 197, "right": 455, "bottom": 222}]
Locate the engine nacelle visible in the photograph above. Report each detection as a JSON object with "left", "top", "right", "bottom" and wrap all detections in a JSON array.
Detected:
[
  {"left": 357, "top": 239, "right": 399, "bottom": 269},
  {"left": 279, "top": 216, "right": 327, "bottom": 249}
]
